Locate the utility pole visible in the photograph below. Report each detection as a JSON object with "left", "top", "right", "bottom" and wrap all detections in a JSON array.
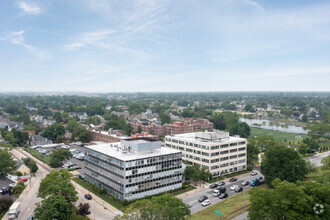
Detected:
[{"left": 244, "top": 189, "right": 246, "bottom": 210}]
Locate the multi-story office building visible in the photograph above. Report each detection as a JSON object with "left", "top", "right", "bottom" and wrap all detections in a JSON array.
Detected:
[
  {"left": 165, "top": 131, "right": 247, "bottom": 176},
  {"left": 84, "top": 138, "right": 182, "bottom": 201}
]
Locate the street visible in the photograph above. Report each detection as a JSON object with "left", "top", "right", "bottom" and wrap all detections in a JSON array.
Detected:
[
  {"left": 307, "top": 151, "right": 330, "bottom": 167},
  {"left": 182, "top": 173, "right": 263, "bottom": 214}
]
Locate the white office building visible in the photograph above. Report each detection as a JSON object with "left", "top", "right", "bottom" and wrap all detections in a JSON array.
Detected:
[
  {"left": 84, "top": 138, "right": 182, "bottom": 201},
  {"left": 165, "top": 131, "right": 247, "bottom": 176}
]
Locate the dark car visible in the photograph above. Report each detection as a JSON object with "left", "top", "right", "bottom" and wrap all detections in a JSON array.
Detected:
[
  {"left": 219, "top": 193, "right": 228, "bottom": 199},
  {"left": 259, "top": 176, "right": 264, "bottom": 180},
  {"left": 198, "top": 195, "right": 208, "bottom": 202},
  {"left": 21, "top": 157, "right": 26, "bottom": 161},
  {"left": 229, "top": 178, "right": 237, "bottom": 182},
  {"left": 71, "top": 165, "right": 81, "bottom": 170},
  {"left": 235, "top": 187, "right": 243, "bottom": 193},
  {"left": 217, "top": 181, "right": 225, "bottom": 186},
  {"left": 209, "top": 183, "right": 218, "bottom": 189},
  {"left": 27, "top": 215, "right": 34, "bottom": 220},
  {"left": 216, "top": 186, "right": 226, "bottom": 194},
  {"left": 78, "top": 174, "right": 85, "bottom": 179},
  {"left": 85, "top": 194, "right": 92, "bottom": 200}
]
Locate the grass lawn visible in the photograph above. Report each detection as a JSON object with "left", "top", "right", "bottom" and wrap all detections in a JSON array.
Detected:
[
  {"left": 188, "top": 184, "right": 270, "bottom": 220},
  {"left": 24, "top": 147, "right": 50, "bottom": 164},
  {"left": 250, "top": 127, "right": 309, "bottom": 142},
  {"left": 68, "top": 206, "right": 90, "bottom": 220},
  {"left": 306, "top": 167, "right": 330, "bottom": 184},
  {"left": 72, "top": 178, "right": 124, "bottom": 210}
]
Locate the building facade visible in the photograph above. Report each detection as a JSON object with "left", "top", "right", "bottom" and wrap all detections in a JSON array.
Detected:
[
  {"left": 84, "top": 138, "right": 182, "bottom": 201},
  {"left": 165, "top": 131, "right": 247, "bottom": 176},
  {"left": 132, "top": 118, "right": 213, "bottom": 137}
]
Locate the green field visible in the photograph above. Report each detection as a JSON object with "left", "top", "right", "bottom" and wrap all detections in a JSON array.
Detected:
[
  {"left": 306, "top": 167, "right": 330, "bottom": 184},
  {"left": 250, "top": 127, "right": 309, "bottom": 142}
]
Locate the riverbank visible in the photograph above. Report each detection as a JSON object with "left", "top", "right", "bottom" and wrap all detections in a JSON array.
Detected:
[{"left": 250, "top": 127, "right": 309, "bottom": 142}]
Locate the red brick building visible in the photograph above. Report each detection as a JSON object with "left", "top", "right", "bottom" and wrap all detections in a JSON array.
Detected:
[{"left": 132, "top": 118, "right": 213, "bottom": 137}]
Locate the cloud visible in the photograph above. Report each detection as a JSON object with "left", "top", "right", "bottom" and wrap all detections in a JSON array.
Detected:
[
  {"left": 2, "top": 30, "right": 49, "bottom": 59},
  {"left": 17, "top": 1, "right": 41, "bottom": 15},
  {"left": 241, "top": 0, "right": 264, "bottom": 12}
]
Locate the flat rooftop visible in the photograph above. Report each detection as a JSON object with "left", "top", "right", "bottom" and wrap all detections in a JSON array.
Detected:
[
  {"left": 167, "top": 132, "right": 245, "bottom": 144},
  {"left": 85, "top": 142, "right": 181, "bottom": 161}
]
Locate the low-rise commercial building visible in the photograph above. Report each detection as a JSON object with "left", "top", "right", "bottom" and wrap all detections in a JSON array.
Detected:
[
  {"left": 84, "top": 138, "right": 182, "bottom": 201},
  {"left": 165, "top": 131, "right": 247, "bottom": 176}
]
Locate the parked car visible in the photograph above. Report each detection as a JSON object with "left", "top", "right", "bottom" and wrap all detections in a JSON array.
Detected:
[
  {"left": 242, "top": 180, "right": 249, "bottom": 186},
  {"left": 209, "top": 183, "right": 218, "bottom": 189},
  {"left": 235, "top": 187, "right": 243, "bottom": 193},
  {"left": 198, "top": 195, "right": 208, "bottom": 202},
  {"left": 9, "top": 183, "right": 17, "bottom": 188},
  {"left": 217, "top": 181, "right": 225, "bottom": 186},
  {"left": 201, "top": 199, "right": 211, "bottom": 206},
  {"left": 251, "top": 170, "right": 258, "bottom": 176},
  {"left": 219, "top": 193, "right": 228, "bottom": 199},
  {"left": 78, "top": 174, "right": 85, "bottom": 179},
  {"left": 229, "top": 178, "right": 237, "bottom": 182},
  {"left": 230, "top": 185, "right": 239, "bottom": 190},
  {"left": 21, "top": 157, "right": 26, "bottom": 161},
  {"left": 85, "top": 194, "right": 92, "bottom": 200},
  {"left": 18, "top": 178, "right": 28, "bottom": 182},
  {"left": 70, "top": 165, "right": 81, "bottom": 170}
]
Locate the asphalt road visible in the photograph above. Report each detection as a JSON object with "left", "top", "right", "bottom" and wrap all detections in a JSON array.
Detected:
[
  {"left": 307, "top": 151, "right": 330, "bottom": 167},
  {"left": 182, "top": 173, "right": 264, "bottom": 214}
]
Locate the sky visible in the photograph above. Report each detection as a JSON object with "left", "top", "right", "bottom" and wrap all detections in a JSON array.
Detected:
[{"left": 0, "top": 0, "right": 330, "bottom": 92}]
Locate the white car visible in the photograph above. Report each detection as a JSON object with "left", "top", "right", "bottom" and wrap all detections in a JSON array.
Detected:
[
  {"left": 201, "top": 199, "right": 211, "bottom": 206},
  {"left": 9, "top": 183, "right": 17, "bottom": 188},
  {"left": 230, "top": 185, "right": 239, "bottom": 190},
  {"left": 251, "top": 170, "right": 258, "bottom": 176}
]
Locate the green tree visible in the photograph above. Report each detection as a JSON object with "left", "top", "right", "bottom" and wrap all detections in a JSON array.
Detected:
[
  {"left": 49, "top": 148, "right": 72, "bottom": 168},
  {"left": 302, "top": 114, "right": 308, "bottom": 122},
  {"left": 38, "top": 170, "right": 78, "bottom": 203},
  {"left": 115, "top": 194, "right": 190, "bottom": 220},
  {"left": 160, "top": 112, "right": 171, "bottom": 125},
  {"left": 12, "top": 182, "right": 26, "bottom": 196},
  {"left": 246, "top": 137, "right": 259, "bottom": 166},
  {"left": 321, "top": 155, "right": 330, "bottom": 169},
  {"left": 34, "top": 194, "right": 71, "bottom": 220},
  {"left": 184, "top": 164, "right": 212, "bottom": 183},
  {"left": 41, "top": 123, "right": 65, "bottom": 142},
  {"left": 0, "top": 149, "right": 16, "bottom": 176},
  {"left": 256, "top": 135, "right": 276, "bottom": 152},
  {"left": 261, "top": 145, "right": 309, "bottom": 185},
  {"left": 137, "top": 126, "right": 142, "bottom": 134},
  {"left": 85, "top": 116, "right": 101, "bottom": 125},
  {"left": 307, "top": 123, "right": 330, "bottom": 141}
]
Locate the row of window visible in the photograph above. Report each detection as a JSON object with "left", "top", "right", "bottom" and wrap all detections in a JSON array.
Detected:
[
  {"left": 128, "top": 180, "right": 182, "bottom": 195},
  {"left": 126, "top": 173, "right": 182, "bottom": 188}
]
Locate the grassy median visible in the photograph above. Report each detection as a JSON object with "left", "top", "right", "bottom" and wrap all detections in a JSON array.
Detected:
[{"left": 24, "top": 147, "right": 50, "bottom": 164}]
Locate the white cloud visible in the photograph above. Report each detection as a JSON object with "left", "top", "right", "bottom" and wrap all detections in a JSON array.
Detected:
[
  {"left": 17, "top": 1, "right": 41, "bottom": 15},
  {"left": 241, "top": 0, "right": 264, "bottom": 12},
  {"left": 64, "top": 30, "right": 116, "bottom": 49},
  {"left": 3, "top": 30, "right": 49, "bottom": 59}
]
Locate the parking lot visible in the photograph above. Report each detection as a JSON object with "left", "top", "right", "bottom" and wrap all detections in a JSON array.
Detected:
[{"left": 182, "top": 173, "right": 264, "bottom": 214}]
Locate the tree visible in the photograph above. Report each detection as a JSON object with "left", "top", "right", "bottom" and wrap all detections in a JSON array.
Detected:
[
  {"left": 137, "top": 126, "right": 142, "bottom": 134},
  {"left": 114, "top": 194, "right": 190, "bottom": 220},
  {"left": 261, "top": 144, "right": 309, "bottom": 185},
  {"left": 0, "top": 149, "right": 16, "bottom": 177},
  {"left": 307, "top": 123, "right": 330, "bottom": 141},
  {"left": 302, "top": 114, "right": 308, "bottom": 122},
  {"left": 38, "top": 170, "right": 78, "bottom": 203},
  {"left": 76, "top": 203, "right": 90, "bottom": 216},
  {"left": 49, "top": 148, "right": 72, "bottom": 168},
  {"left": 244, "top": 103, "right": 255, "bottom": 112},
  {"left": 12, "top": 182, "right": 26, "bottom": 196},
  {"left": 23, "top": 157, "right": 38, "bottom": 174},
  {"left": 321, "top": 155, "right": 330, "bottom": 169},
  {"left": 246, "top": 138, "right": 259, "bottom": 166},
  {"left": 85, "top": 116, "right": 101, "bottom": 125},
  {"left": 184, "top": 164, "right": 212, "bottom": 183},
  {"left": 248, "top": 179, "right": 327, "bottom": 219},
  {"left": 280, "top": 107, "right": 294, "bottom": 118},
  {"left": 34, "top": 194, "right": 71, "bottom": 220},
  {"left": 41, "top": 123, "right": 65, "bottom": 142},
  {"left": 298, "top": 138, "right": 319, "bottom": 155},
  {"left": 0, "top": 197, "right": 13, "bottom": 214},
  {"left": 160, "top": 112, "right": 171, "bottom": 125},
  {"left": 256, "top": 135, "right": 276, "bottom": 152}
]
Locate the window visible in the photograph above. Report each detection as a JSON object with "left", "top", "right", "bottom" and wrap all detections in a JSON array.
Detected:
[
  {"left": 230, "top": 149, "right": 237, "bottom": 153},
  {"left": 239, "top": 141, "right": 246, "bottom": 145},
  {"left": 194, "top": 157, "right": 200, "bottom": 161},
  {"left": 211, "top": 165, "right": 219, "bottom": 170},
  {"left": 172, "top": 139, "right": 178, "bottom": 143},
  {"left": 202, "top": 159, "right": 209, "bottom": 163},
  {"left": 194, "top": 150, "right": 201, "bottom": 155},
  {"left": 211, "top": 145, "right": 219, "bottom": 150},
  {"left": 179, "top": 147, "right": 185, "bottom": 151},
  {"left": 238, "top": 159, "right": 246, "bottom": 164},
  {"left": 230, "top": 143, "right": 238, "bottom": 147},
  {"left": 211, "top": 152, "right": 219, "bottom": 157},
  {"left": 238, "top": 153, "right": 246, "bottom": 157},
  {"left": 211, "top": 158, "right": 219, "bottom": 163},
  {"left": 166, "top": 144, "right": 171, "bottom": 147},
  {"left": 179, "top": 141, "right": 184, "bottom": 144},
  {"left": 172, "top": 145, "right": 178, "bottom": 149},
  {"left": 220, "top": 144, "right": 228, "bottom": 148},
  {"left": 220, "top": 150, "right": 228, "bottom": 155},
  {"left": 202, "top": 145, "right": 209, "bottom": 150},
  {"left": 220, "top": 163, "right": 228, "bottom": 167},
  {"left": 186, "top": 148, "right": 193, "bottom": 152},
  {"left": 202, "top": 152, "right": 209, "bottom": 156},
  {"left": 220, "top": 157, "right": 228, "bottom": 161},
  {"left": 239, "top": 147, "right": 246, "bottom": 151},
  {"left": 202, "top": 165, "right": 209, "bottom": 169},
  {"left": 230, "top": 155, "right": 237, "bottom": 159},
  {"left": 230, "top": 161, "right": 237, "bottom": 165}
]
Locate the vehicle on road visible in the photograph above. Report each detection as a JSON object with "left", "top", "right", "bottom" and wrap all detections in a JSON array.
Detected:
[
  {"left": 209, "top": 183, "right": 218, "bottom": 189},
  {"left": 235, "top": 187, "right": 243, "bottom": 192},
  {"left": 230, "top": 185, "right": 239, "bottom": 190},
  {"left": 219, "top": 193, "right": 228, "bottom": 199},
  {"left": 216, "top": 186, "right": 226, "bottom": 194},
  {"left": 188, "top": 203, "right": 192, "bottom": 208},
  {"left": 198, "top": 195, "right": 208, "bottom": 202},
  {"left": 251, "top": 177, "right": 264, "bottom": 187},
  {"left": 217, "top": 181, "right": 225, "bottom": 186},
  {"left": 242, "top": 180, "right": 249, "bottom": 186},
  {"left": 27, "top": 215, "right": 34, "bottom": 220},
  {"left": 251, "top": 170, "right": 258, "bottom": 176},
  {"left": 78, "top": 174, "right": 85, "bottom": 179},
  {"left": 85, "top": 194, "right": 92, "bottom": 200},
  {"left": 70, "top": 165, "right": 81, "bottom": 170},
  {"left": 8, "top": 202, "right": 20, "bottom": 219},
  {"left": 229, "top": 178, "right": 237, "bottom": 182},
  {"left": 201, "top": 199, "right": 211, "bottom": 206}
]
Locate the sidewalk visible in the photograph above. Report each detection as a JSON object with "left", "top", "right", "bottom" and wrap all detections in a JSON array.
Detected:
[{"left": 175, "top": 185, "right": 206, "bottom": 199}]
